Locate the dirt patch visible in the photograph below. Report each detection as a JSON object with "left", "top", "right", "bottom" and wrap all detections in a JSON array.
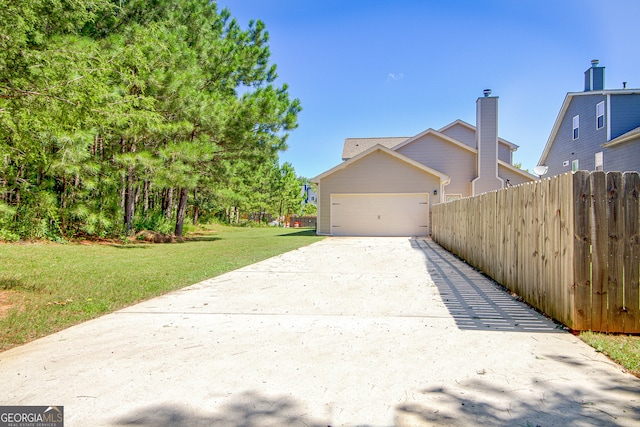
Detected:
[
  {"left": 0, "top": 290, "right": 17, "bottom": 319},
  {"left": 134, "top": 230, "right": 175, "bottom": 243}
]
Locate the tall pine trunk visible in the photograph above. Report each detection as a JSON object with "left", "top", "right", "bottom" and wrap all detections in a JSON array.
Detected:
[
  {"left": 163, "top": 187, "right": 173, "bottom": 219},
  {"left": 174, "top": 188, "right": 188, "bottom": 238},
  {"left": 143, "top": 180, "right": 149, "bottom": 215},
  {"left": 192, "top": 188, "right": 199, "bottom": 226},
  {"left": 123, "top": 138, "right": 136, "bottom": 235},
  {"left": 124, "top": 166, "right": 135, "bottom": 235}
]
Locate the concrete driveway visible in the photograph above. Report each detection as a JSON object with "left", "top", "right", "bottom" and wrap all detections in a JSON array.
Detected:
[{"left": 0, "top": 237, "right": 638, "bottom": 426}]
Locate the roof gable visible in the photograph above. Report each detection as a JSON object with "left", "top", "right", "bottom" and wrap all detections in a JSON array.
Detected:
[
  {"left": 393, "top": 127, "right": 477, "bottom": 154},
  {"left": 342, "top": 137, "right": 409, "bottom": 160},
  {"left": 439, "top": 119, "right": 519, "bottom": 151},
  {"left": 538, "top": 89, "right": 640, "bottom": 166},
  {"left": 438, "top": 120, "right": 477, "bottom": 148},
  {"left": 312, "top": 144, "right": 450, "bottom": 184},
  {"left": 538, "top": 93, "right": 575, "bottom": 166}
]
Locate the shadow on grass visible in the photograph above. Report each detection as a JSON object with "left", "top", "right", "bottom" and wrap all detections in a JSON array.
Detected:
[
  {"left": 113, "top": 391, "right": 328, "bottom": 427},
  {"left": 108, "top": 237, "right": 222, "bottom": 248},
  {"left": 0, "top": 277, "right": 39, "bottom": 291},
  {"left": 108, "top": 244, "right": 154, "bottom": 249},
  {"left": 0, "top": 277, "right": 23, "bottom": 290},
  {"left": 278, "top": 229, "right": 317, "bottom": 237},
  {"left": 182, "top": 236, "right": 222, "bottom": 243}
]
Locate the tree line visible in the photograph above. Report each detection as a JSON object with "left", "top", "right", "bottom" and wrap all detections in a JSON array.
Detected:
[{"left": 0, "top": 0, "right": 310, "bottom": 241}]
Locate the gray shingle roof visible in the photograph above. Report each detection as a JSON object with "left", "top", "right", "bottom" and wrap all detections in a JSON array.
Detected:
[
  {"left": 604, "top": 125, "right": 640, "bottom": 147},
  {"left": 342, "top": 137, "right": 410, "bottom": 160}
]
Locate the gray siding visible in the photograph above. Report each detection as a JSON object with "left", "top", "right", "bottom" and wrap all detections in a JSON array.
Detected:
[
  {"left": 473, "top": 96, "right": 503, "bottom": 194},
  {"left": 440, "top": 123, "right": 476, "bottom": 148},
  {"left": 442, "top": 122, "right": 513, "bottom": 164},
  {"left": 499, "top": 164, "right": 532, "bottom": 186},
  {"left": 545, "top": 92, "right": 640, "bottom": 176},
  {"left": 584, "top": 66, "right": 604, "bottom": 91},
  {"left": 610, "top": 94, "right": 640, "bottom": 139},
  {"left": 316, "top": 150, "right": 440, "bottom": 234},
  {"left": 498, "top": 143, "right": 512, "bottom": 164},
  {"left": 545, "top": 94, "right": 607, "bottom": 176},
  {"left": 396, "top": 133, "right": 476, "bottom": 197},
  {"left": 604, "top": 139, "right": 640, "bottom": 172}
]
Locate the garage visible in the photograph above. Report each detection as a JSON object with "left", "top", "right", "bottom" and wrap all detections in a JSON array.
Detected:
[
  {"left": 330, "top": 193, "right": 429, "bottom": 236},
  {"left": 312, "top": 145, "right": 449, "bottom": 236}
]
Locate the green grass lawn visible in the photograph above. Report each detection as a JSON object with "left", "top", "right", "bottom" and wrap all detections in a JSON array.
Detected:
[
  {"left": 0, "top": 225, "right": 323, "bottom": 352},
  {"left": 579, "top": 331, "right": 640, "bottom": 378}
]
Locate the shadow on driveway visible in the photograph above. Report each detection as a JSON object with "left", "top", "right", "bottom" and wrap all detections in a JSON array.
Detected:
[
  {"left": 395, "top": 368, "right": 640, "bottom": 426},
  {"left": 410, "top": 238, "right": 564, "bottom": 333},
  {"left": 113, "top": 391, "right": 328, "bottom": 427},
  {"left": 113, "top": 375, "right": 640, "bottom": 427}
]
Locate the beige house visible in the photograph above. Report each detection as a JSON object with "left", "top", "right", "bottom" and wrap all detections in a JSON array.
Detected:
[{"left": 311, "top": 91, "right": 537, "bottom": 236}]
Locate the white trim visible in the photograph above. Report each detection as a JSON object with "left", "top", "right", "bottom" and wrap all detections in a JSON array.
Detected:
[
  {"left": 602, "top": 125, "right": 640, "bottom": 147},
  {"left": 311, "top": 144, "right": 450, "bottom": 183},
  {"left": 538, "top": 93, "right": 571, "bottom": 166},
  {"left": 497, "top": 160, "right": 538, "bottom": 180},
  {"left": 438, "top": 119, "right": 519, "bottom": 150},
  {"left": 315, "top": 182, "right": 322, "bottom": 234},
  {"left": 392, "top": 128, "right": 477, "bottom": 154},
  {"left": 606, "top": 94, "right": 611, "bottom": 141},
  {"left": 596, "top": 101, "right": 605, "bottom": 130},
  {"left": 595, "top": 151, "right": 603, "bottom": 171}
]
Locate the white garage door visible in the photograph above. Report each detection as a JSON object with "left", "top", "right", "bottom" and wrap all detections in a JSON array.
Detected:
[{"left": 330, "top": 193, "right": 429, "bottom": 236}]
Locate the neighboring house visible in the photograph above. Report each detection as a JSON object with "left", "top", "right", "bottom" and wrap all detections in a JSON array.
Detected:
[
  {"left": 537, "top": 60, "right": 640, "bottom": 177},
  {"left": 311, "top": 91, "right": 536, "bottom": 236}
]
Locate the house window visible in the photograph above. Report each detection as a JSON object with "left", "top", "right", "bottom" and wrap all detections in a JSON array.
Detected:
[
  {"left": 572, "top": 159, "right": 579, "bottom": 171},
  {"left": 595, "top": 151, "right": 603, "bottom": 171},
  {"left": 596, "top": 101, "right": 604, "bottom": 129},
  {"left": 446, "top": 194, "right": 462, "bottom": 202},
  {"left": 573, "top": 115, "right": 579, "bottom": 140}
]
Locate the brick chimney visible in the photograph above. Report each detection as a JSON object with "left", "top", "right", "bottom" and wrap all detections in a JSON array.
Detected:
[
  {"left": 472, "top": 89, "right": 504, "bottom": 195},
  {"left": 584, "top": 59, "right": 605, "bottom": 91}
]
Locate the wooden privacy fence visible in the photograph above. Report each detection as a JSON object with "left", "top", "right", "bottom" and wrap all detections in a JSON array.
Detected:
[{"left": 431, "top": 171, "right": 640, "bottom": 333}]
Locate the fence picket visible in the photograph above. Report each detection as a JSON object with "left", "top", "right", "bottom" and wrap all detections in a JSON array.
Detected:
[
  {"left": 547, "top": 177, "right": 559, "bottom": 320},
  {"left": 590, "top": 171, "right": 607, "bottom": 332},
  {"left": 560, "top": 173, "right": 575, "bottom": 328},
  {"left": 607, "top": 172, "right": 625, "bottom": 332},
  {"left": 573, "top": 171, "right": 592, "bottom": 331},
  {"left": 430, "top": 171, "right": 639, "bottom": 333},
  {"left": 623, "top": 172, "right": 640, "bottom": 333}
]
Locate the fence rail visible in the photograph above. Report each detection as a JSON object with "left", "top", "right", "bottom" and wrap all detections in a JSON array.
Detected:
[{"left": 431, "top": 171, "right": 640, "bottom": 333}]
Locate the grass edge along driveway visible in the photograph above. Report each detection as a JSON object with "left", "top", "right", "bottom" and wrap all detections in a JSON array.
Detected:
[
  {"left": 0, "top": 226, "right": 324, "bottom": 352},
  {"left": 1, "top": 227, "right": 638, "bottom": 379}
]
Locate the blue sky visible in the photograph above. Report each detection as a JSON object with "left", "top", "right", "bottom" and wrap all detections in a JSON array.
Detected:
[{"left": 215, "top": 0, "right": 640, "bottom": 179}]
